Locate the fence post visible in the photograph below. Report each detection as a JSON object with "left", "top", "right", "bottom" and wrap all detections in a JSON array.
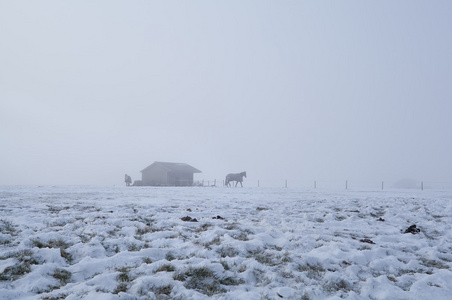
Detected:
[
  {"left": 346, "top": 180, "right": 348, "bottom": 190},
  {"left": 285, "top": 180, "right": 287, "bottom": 188},
  {"left": 421, "top": 181, "right": 424, "bottom": 191},
  {"left": 382, "top": 181, "right": 384, "bottom": 190},
  {"left": 258, "top": 180, "right": 260, "bottom": 187},
  {"left": 314, "top": 181, "right": 316, "bottom": 189}
]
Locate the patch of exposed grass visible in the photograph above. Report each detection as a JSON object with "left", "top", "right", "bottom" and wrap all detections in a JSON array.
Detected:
[
  {"left": 32, "top": 238, "right": 70, "bottom": 250},
  {"left": 116, "top": 267, "right": 134, "bottom": 283},
  {"left": 219, "top": 275, "right": 245, "bottom": 286},
  {"left": 196, "top": 223, "right": 213, "bottom": 232},
  {"left": 0, "top": 219, "right": 16, "bottom": 235},
  {"left": 246, "top": 249, "right": 279, "bottom": 266},
  {"left": 256, "top": 207, "right": 269, "bottom": 211},
  {"left": 131, "top": 216, "right": 155, "bottom": 225},
  {"left": 420, "top": 258, "right": 449, "bottom": 270},
  {"left": 279, "top": 270, "right": 294, "bottom": 278},
  {"left": 387, "top": 275, "right": 398, "bottom": 282},
  {"left": 358, "top": 245, "right": 372, "bottom": 251},
  {"left": 116, "top": 271, "right": 132, "bottom": 283},
  {"left": 113, "top": 283, "right": 128, "bottom": 294},
  {"left": 143, "top": 257, "right": 153, "bottom": 264},
  {"left": 165, "top": 252, "right": 176, "bottom": 261},
  {"left": 102, "top": 242, "right": 121, "bottom": 255},
  {"left": 223, "top": 223, "right": 240, "bottom": 230},
  {"left": 0, "top": 262, "right": 32, "bottom": 281},
  {"left": 0, "top": 249, "right": 38, "bottom": 281},
  {"left": 398, "top": 268, "right": 426, "bottom": 276},
  {"left": 47, "top": 206, "right": 71, "bottom": 213},
  {"left": 255, "top": 252, "right": 278, "bottom": 266},
  {"left": 335, "top": 215, "right": 347, "bottom": 221},
  {"left": 174, "top": 266, "right": 240, "bottom": 296},
  {"left": 60, "top": 248, "right": 73, "bottom": 264},
  {"left": 135, "top": 224, "right": 163, "bottom": 235},
  {"left": 370, "top": 207, "right": 385, "bottom": 218},
  {"left": 439, "top": 254, "right": 452, "bottom": 263},
  {"left": 0, "top": 238, "right": 12, "bottom": 246},
  {"left": 128, "top": 243, "right": 141, "bottom": 252},
  {"left": 296, "top": 262, "right": 325, "bottom": 280},
  {"left": 1, "top": 249, "right": 34, "bottom": 261},
  {"left": 204, "top": 235, "right": 222, "bottom": 249},
  {"left": 280, "top": 251, "right": 292, "bottom": 263},
  {"left": 231, "top": 231, "right": 250, "bottom": 241},
  {"left": 151, "top": 284, "right": 173, "bottom": 296},
  {"left": 52, "top": 268, "right": 72, "bottom": 286},
  {"left": 155, "top": 264, "right": 176, "bottom": 273},
  {"left": 427, "top": 282, "right": 441, "bottom": 288},
  {"left": 301, "top": 292, "right": 311, "bottom": 300},
  {"left": 323, "top": 278, "right": 354, "bottom": 294},
  {"left": 269, "top": 245, "right": 283, "bottom": 251},
  {"left": 220, "top": 260, "right": 230, "bottom": 271},
  {"left": 252, "top": 268, "right": 271, "bottom": 286},
  {"left": 78, "top": 233, "right": 97, "bottom": 243},
  {"left": 42, "top": 294, "right": 68, "bottom": 300},
  {"left": 238, "top": 264, "right": 247, "bottom": 273}
]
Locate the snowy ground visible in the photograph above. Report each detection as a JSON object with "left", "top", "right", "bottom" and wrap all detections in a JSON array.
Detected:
[{"left": 1, "top": 186, "right": 452, "bottom": 300}]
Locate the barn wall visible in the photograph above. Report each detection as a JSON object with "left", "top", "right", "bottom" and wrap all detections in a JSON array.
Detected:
[
  {"left": 167, "top": 172, "right": 194, "bottom": 186},
  {"left": 141, "top": 165, "right": 168, "bottom": 186},
  {"left": 141, "top": 163, "right": 198, "bottom": 186}
]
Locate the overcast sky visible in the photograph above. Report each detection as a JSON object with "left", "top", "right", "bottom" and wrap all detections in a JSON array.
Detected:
[{"left": 1, "top": 1, "right": 451, "bottom": 187}]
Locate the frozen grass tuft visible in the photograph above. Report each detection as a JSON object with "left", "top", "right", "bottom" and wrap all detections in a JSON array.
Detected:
[
  {"left": 204, "top": 235, "right": 222, "bottom": 249},
  {"left": 165, "top": 252, "right": 176, "bottom": 261},
  {"left": 323, "top": 278, "right": 354, "bottom": 294},
  {"left": 151, "top": 284, "right": 173, "bottom": 296},
  {"left": 155, "top": 263, "right": 176, "bottom": 273},
  {"left": 0, "top": 219, "right": 16, "bottom": 235},
  {"left": 113, "top": 283, "right": 128, "bottom": 294},
  {"left": 296, "top": 262, "right": 325, "bottom": 279},
  {"left": 41, "top": 294, "right": 68, "bottom": 300},
  {"left": 0, "top": 249, "right": 38, "bottom": 281},
  {"left": 116, "top": 267, "right": 134, "bottom": 282},
  {"left": 31, "top": 238, "right": 69, "bottom": 249},
  {"left": 217, "top": 246, "right": 239, "bottom": 258},
  {"left": 51, "top": 268, "right": 72, "bottom": 286},
  {"left": 173, "top": 266, "right": 242, "bottom": 296},
  {"left": 0, "top": 262, "right": 32, "bottom": 281},
  {"left": 420, "top": 258, "right": 449, "bottom": 270}
]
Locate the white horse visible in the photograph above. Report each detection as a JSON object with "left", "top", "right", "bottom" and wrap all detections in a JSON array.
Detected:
[{"left": 225, "top": 172, "right": 246, "bottom": 187}]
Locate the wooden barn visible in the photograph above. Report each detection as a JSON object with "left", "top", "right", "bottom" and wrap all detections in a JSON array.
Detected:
[{"left": 140, "top": 162, "right": 201, "bottom": 186}]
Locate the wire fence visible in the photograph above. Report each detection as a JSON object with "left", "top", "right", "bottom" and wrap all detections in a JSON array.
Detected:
[{"left": 193, "top": 179, "right": 452, "bottom": 190}]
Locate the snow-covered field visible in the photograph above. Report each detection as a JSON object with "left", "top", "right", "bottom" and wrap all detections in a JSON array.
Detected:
[{"left": 1, "top": 186, "right": 452, "bottom": 300}]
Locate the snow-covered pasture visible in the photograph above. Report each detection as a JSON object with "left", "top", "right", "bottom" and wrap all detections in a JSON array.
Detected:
[{"left": 1, "top": 186, "right": 452, "bottom": 299}]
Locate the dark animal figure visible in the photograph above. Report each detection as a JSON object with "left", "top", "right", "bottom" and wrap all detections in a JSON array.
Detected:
[
  {"left": 125, "top": 174, "right": 132, "bottom": 186},
  {"left": 225, "top": 171, "right": 247, "bottom": 187}
]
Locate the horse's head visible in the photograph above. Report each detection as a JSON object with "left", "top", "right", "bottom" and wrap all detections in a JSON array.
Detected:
[{"left": 243, "top": 172, "right": 247, "bottom": 178}]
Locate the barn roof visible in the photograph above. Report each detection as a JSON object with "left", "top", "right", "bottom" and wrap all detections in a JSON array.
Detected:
[{"left": 141, "top": 162, "right": 201, "bottom": 173}]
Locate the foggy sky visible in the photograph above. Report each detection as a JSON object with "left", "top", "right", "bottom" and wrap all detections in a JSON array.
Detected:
[{"left": 1, "top": 1, "right": 451, "bottom": 187}]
